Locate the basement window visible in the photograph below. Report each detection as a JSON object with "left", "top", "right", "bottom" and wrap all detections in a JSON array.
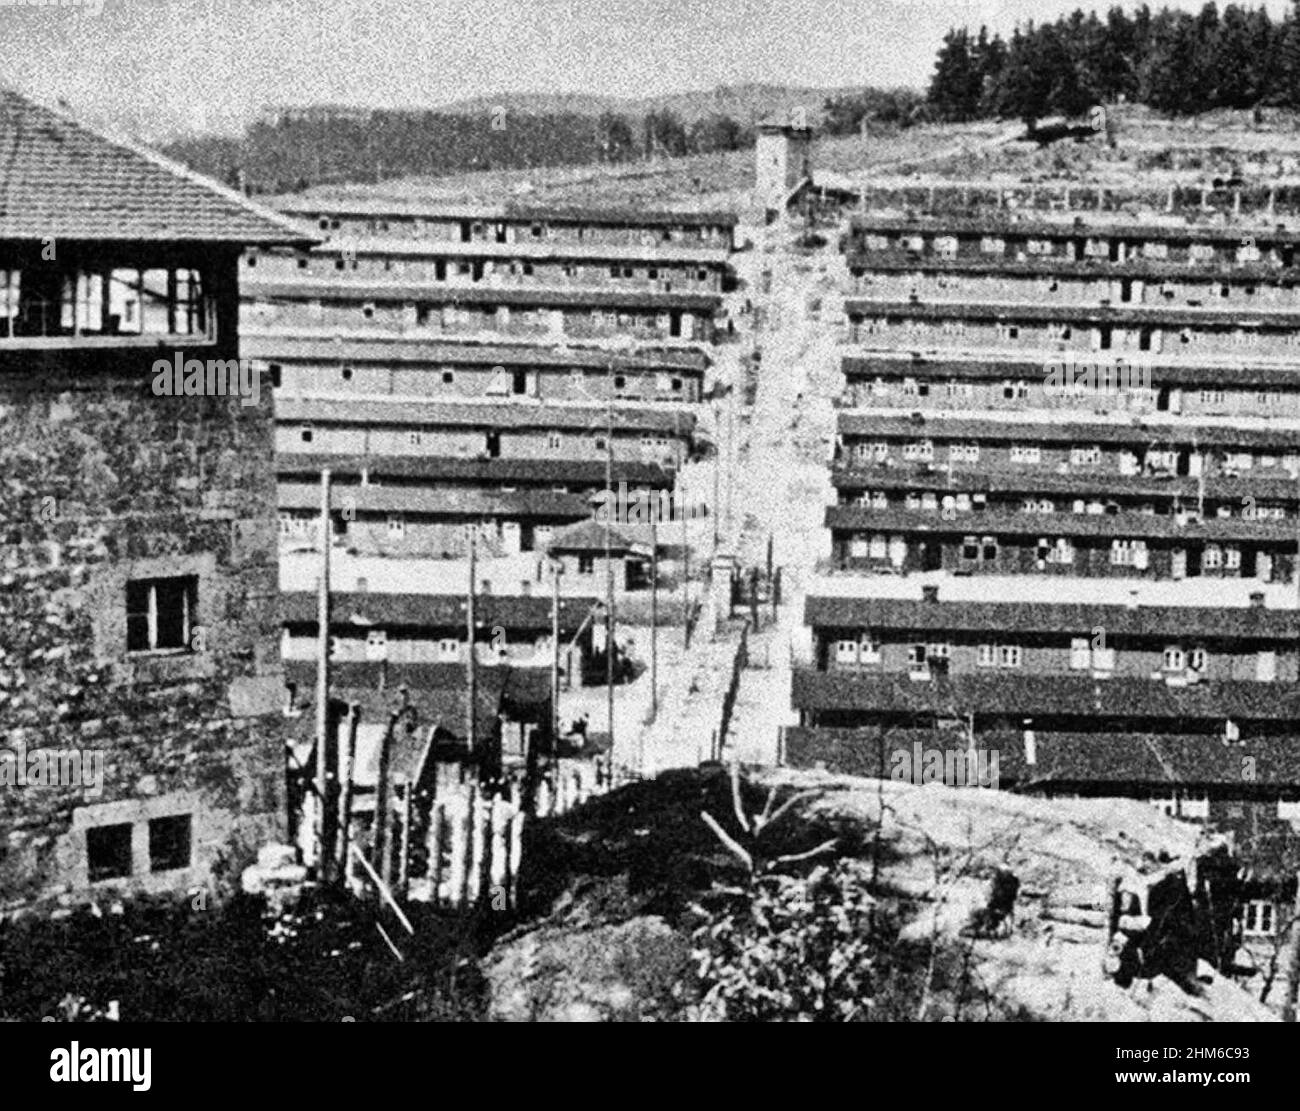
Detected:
[
  {"left": 87, "top": 823, "right": 134, "bottom": 882},
  {"left": 126, "top": 575, "right": 197, "bottom": 654},
  {"left": 148, "top": 814, "right": 192, "bottom": 873},
  {"left": 1243, "top": 900, "right": 1277, "bottom": 937}
]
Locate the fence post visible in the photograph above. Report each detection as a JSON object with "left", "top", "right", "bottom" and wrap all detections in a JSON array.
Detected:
[
  {"left": 430, "top": 802, "right": 445, "bottom": 907},
  {"left": 478, "top": 798, "right": 495, "bottom": 909},
  {"left": 459, "top": 789, "right": 476, "bottom": 910}
]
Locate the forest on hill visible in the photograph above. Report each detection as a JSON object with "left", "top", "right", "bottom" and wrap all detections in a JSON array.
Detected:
[
  {"left": 928, "top": 3, "right": 1300, "bottom": 130},
  {"left": 159, "top": 86, "right": 922, "bottom": 195}
]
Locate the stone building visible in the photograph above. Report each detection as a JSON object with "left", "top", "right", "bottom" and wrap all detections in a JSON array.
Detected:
[{"left": 0, "top": 88, "right": 312, "bottom": 908}]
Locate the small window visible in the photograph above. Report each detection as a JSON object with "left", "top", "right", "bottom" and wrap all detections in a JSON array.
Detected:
[
  {"left": 148, "top": 814, "right": 192, "bottom": 873},
  {"left": 341, "top": 365, "right": 353, "bottom": 381},
  {"left": 1070, "top": 637, "right": 1090, "bottom": 670},
  {"left": 301, "top": 427, "right": 314, "bottom": 444},
  {"left": 87, "top": 823, "right": 133, "bottom": 882},
  {"left": 578, "top": 555, "right": 595, "bottom": 575},
  {"left": 442, "top": 371, "right": 455, "bottom": 384},
  {"left": 387, "top": 514, "right": 405, "bottom": 539},
  {"left": 126, "top": 575, "right": 197, "bottom": 654},
  {"left": 1243, "top": 900, "right": 1277, "bottom": 937}
]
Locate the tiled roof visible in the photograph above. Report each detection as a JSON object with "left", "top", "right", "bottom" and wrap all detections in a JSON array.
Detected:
[
  {"left": 243, "top": 278, "right": 721, "bottom": 312},
  {"left": 830, "top": 465, "right": 1298, "bottom": 503},
  {"left": 276, "top": 395, "right": 696, "bottom": 434},
  {"left": 278, "top": 482, "right": 589, "bottom": 518},
  {"left": 0, "top": 87, "right": 313, "bottom": 244},
  {"left": 296, "top": 236, "right": 731, "bottom": 265},
  {"left": 843, "top": 297, "right": 1300, "bottom": 329},
  {"left": 282, "top": 590, "right": 598, "bottom": 631},
  {"left": 824, "top": 504, "right": 1295, "bottom": 543},
  {"left": 782, "top": 726, "right": 1300, "bottom": 787},
  {"left": 547, "top": 518, "right": 642, "bottom": 554},
  {"left": 848, "top": 213, "right": 1300, "bottom": 246},
  {"left": 803, "top": 596, "right": 1300, "bottom": 640},
  {"left": 836, "top": 411, "right": 1300, "bottom": 449},
  {"left": 839, "top": 354, "right": 1300, "bottom": 388},
  {"left": 790, "top": 668, "right": 1300, "bottom": 721},
  {"left": 283, "top": 661, "right": 552, "bottom": 735},
  {"left": 275, "top": 453, "right": 672, "bottom": 486},
  {"left": 271, "top": 193, "right": 738, "bottom": 227},
  {"left": 245, "top": 335, "right": 708, "bottom": 371},
  {"left": 844, "top": 252, "right": 1293, "bottom": 283}
]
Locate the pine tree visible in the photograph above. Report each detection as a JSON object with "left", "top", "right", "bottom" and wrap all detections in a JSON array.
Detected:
[{"left": 928, "top": 28, "right": 981, "bottom": 121}]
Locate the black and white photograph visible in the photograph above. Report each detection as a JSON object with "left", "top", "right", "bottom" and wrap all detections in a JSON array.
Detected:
[{"left": 0, "top": 0, "right": 1298, "bottom": 1078}]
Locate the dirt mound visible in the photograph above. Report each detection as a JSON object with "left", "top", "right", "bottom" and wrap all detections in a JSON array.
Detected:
[{"left": 486, "top": 766, "right": 1277, "bottom": 1021}]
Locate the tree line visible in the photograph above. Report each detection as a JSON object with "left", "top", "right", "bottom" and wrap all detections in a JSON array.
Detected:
[
  {"left": 161, "top": 90, "right": 931, "bottom": 194},
  {"left": 927, "top": 3, "right": 1300, "bottom": 130},
  {"left": 161, "top": 108, "right": 755, "bottom": 195}
]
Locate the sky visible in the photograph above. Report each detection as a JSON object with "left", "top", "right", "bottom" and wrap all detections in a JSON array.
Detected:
[{"left": 0, "top": 0, "right": 1293, "bottom": 137}]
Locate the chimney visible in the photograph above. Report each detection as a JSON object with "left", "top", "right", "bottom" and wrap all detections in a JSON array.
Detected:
[
  {"left": 921, "top": 584, "right": 939, "bottom": 604},
  {"left": 1250, "top": 591, "right": 1266, "bottom": 609}
]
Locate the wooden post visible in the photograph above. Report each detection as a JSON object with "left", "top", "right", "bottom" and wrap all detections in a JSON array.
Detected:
[
  {"left": 336, "top": 702, "right": 360, "bottom": 888},
  {"left": 649, "top": 497, "right": 658, "bottom": 737},
  {"left": 605, "top": 365, "right": 616, "bottom": 784},
  {"left": 397, "top": 780, "right": 413, "bottom": 901},
  {"left": 372, "top": 705, "right": 399, "bottom": 888},
  {"left": 315, "top": 467, "right": 332, "bottom": 876},
  {"left": 429, "top": 802, "right": 445, "bottom": 907},
  {"left": 681, "top": 475, "right": 691, "bottom": 650},
  {"left": 466, "top": 526, "right": 477, "bottom": 763},
  {"left": 1281, "top": 873, "right": 1300, "bottom": 1022},
  {"left": 1103, "top": 875, "right": 1123, "bottom": 977},
  {"left": 459, "top": 788, "right": 476, "bottom": 910},
  {"left": 478, "top": 798, "right": 495, "bottom": 909},
  {"left": 551, "top": 558, "right": 561, "bottom": 809}
]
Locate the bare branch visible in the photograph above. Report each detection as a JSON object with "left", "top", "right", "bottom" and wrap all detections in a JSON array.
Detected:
[
  {"left": 701, "top": 810, "right": 754, "bottom": 872},
  {"left": 770, "top": 838, "right": 840, "bottom": 867},
  {"left": 729, "top": 761, "right": 750, "bottom": 833}
]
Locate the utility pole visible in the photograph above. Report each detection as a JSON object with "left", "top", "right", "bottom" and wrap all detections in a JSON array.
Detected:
[
  {"left": 605, "top": 355, "right": 616, "bottom": 784},
  {"left": 550, "top": 558, "right": 562, "bottom": 807},
  {"left": 315, "top": 468, "right": 332, "bottom": 879},
  {"left": 466, "top": 524, "right": 477, "bottom": 768},
  {"left": 681, "top": 473, "right": 691, "bottom": 650},
  {"left": 725, "top": 392, "right": 734, "bottom": 537},
  {"left": 650, "top": 496, "right": 659, "bottom": 730},
  {"left": 711, "top": 401, "right": 720, "bottom": 561}
]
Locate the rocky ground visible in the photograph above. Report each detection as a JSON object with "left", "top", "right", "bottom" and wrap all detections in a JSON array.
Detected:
[{"left": 479, "top": 765, "right": 1278, "bottom": 1022}]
